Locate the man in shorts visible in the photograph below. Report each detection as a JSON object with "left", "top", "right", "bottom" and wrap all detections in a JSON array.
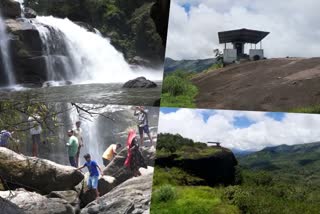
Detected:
[
  {"left": 73, "top": 121, "right": 84, "bottom": 167},
  {"left": 102, "top": 143, "right": 122, "bottom": 167},
  {"left": 77, "top": 153, "right": 103, "bottom": 199},
  {"left": 66, "top": 130, "right": 79, "bottom": 167},
  {"left": 134, "top": 106, "right": 153, "bottom": 146}
]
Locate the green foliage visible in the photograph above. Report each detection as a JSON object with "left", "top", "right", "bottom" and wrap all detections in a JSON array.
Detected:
[
  {"left": 290, "top": 105, "right": 320, "bottom": 114},
  {"left": 153, "top": 184, "right": 176, "bottom": 203},
  {"left": 161, "top": 71, "right": 198, "bottom": 108},
  {"left": 153, "top": 167, "right": 206, "bottom": 186},
  {"left": 151, "top": 164, "right": 240, "bottom": 214},
  {"left": 156, "top": 133, "right": 219, "bottom": 159}
]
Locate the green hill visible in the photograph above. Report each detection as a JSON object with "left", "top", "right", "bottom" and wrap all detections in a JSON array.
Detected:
[{"left": 164, "top": 57, "right": 217, "bottom": 73}]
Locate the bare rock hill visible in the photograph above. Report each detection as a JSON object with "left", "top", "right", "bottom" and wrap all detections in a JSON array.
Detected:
[{"left": 192, "top": 58, "right": 320, "bottom": 111}]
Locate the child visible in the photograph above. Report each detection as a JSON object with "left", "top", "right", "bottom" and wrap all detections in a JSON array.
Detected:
[{"left": 77, "top": 153, "right": 103, "bottom": 199}]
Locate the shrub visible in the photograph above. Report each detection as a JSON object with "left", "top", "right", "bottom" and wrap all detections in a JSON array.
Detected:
[{"left": 153, "top": 184, "right": 176, "bottom": 203}]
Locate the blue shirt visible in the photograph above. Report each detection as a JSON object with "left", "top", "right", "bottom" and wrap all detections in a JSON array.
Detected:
[
  {"left": 84, "top": 160, "right": 99, "bottom": 177},
  {"left": 0, "top": 130, "right": 11, "bottom": 146}
]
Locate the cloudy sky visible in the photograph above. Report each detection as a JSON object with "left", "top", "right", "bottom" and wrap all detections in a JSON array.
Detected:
[
  {"left": 166, "top": 0, "right": 320, "bottom": 60},
  {"left": 159, "top": 108, "right": 320, "bottom": 151}
]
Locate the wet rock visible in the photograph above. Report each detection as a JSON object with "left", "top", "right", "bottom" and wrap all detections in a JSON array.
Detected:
[
  {"left": 0, "top": 0, "right": 21, "bottom": 18},
  {"left": 80, "top": 173, "right": 153, "bottom": 214},
  {"left": 74, "top": 21, "right": 96, "bottom": 33},
  {"left": 0, "top": 197, "right": 25, "bottom": 214},
  {"left": 0, "top": 147, "right": 84, "bottom": 194},
  {"left": 123, "top": 77, "right": 157, "bottom": 88},
  {"left": 0, "top": 190, "right": 76, "bottom": 214},
  {"left": 23, "top": 7, "right": 37, "bottom": 18}
]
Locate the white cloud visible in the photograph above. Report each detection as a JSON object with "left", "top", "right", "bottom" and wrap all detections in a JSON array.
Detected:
[
  {"left": 158, "top": 108, "right": 320, "bottom": 151},
  {"left": 166, "top": 0, "right": 320, "bottom": 60}
]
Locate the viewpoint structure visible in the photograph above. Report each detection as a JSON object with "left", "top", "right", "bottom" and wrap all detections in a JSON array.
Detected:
[{"left": 218, "top": 28, "right": 270, "bottom": 64}]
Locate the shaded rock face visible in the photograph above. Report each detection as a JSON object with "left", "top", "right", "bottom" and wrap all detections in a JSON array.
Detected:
[
  {"left": 0, "top": 197, "right": 25, "bottom": 214},
  {"left": 80, "top": 173, "right": 153, "bottom": 214},
  {"left": 0, "top": 148, "right": 84, "bottom": 194},
  {"left": 151, "top": 0, "right": 170, "bottom": 47},
  {"left": 156, "top": 148, "right": 238, "bottom": 186},
  {"left": 0, "top": 190, "right": 76, "bottom": 214},
  {"left": 4, "top": 18, "right": 74, "bottom": 85},
  {"left": 0, "top": 0, "right": 21, "bottom": 18},
  {"left": 123, "top": 76, "right": 157, "bottom": 88},
  {"left": 47, "top": 190, "right": 80, "bottom": 208}
]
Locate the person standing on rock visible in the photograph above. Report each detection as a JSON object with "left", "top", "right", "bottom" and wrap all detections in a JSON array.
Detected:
[
  {"left": 66, "top": 130, "right": 79, "bottom": 167},
  {"left": 134, "top": 106, "right": 153, "bottom": 146},
  {"left": 77, "top": 153, "right": 103, "bottom": 199},
  {"left": 73, "top": 121, "right": 84, "bottom": 167},
  {"left": 124, "top": 130, "right": 147, "bottom": 177},
  {"left": 28, "top": 114, "right": 42, "bottom": 157},
  {"left": 102, "top": 143, "right": 122, "bottom": 167}
]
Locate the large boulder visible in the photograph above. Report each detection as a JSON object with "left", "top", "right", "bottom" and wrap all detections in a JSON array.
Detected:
[
  {"left": 123, "top": 77, "right": 157, "bottom": 88},
  {"left": 0, "top": 147, "right": 84, "bottom": 194},
  {"left": 0, "top": 190, "right": 76, "bottom": 214},
  {"left": 47, "top": 190, "right": 80, "bottom": 208},
  {"left": 80, "top": 173, "right": 153, "bottom": 214},
  {"left": 103, "top": 146, "right": 155, "bottom": 185},
  {"left": 0, "top": 0, "right": 21, "bottom": 18},
  {"left": 0, "top": 197, "right": 25, "bottom": 214}
]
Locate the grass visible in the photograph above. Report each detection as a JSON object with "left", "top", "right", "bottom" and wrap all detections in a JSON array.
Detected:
[
  {"left": 151, "top": 185, "right": 240, "bottom": 214},
  {"left": 151, "top": 167, "right": 240, "bottom": 214},
  {"left": 160, "top": 71, "right": 198, "bottom": 108}
]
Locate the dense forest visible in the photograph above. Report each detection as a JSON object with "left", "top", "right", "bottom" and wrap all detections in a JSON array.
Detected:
[{"left": 150, "top": 133, "right": 320, "bottom": 214}]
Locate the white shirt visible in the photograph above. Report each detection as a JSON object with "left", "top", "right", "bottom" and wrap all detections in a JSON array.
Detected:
[
  {"left": 28, "top": 115, "right": 42, "bottom": 135},
  {"left": 73, "top": 127, "right": 83, "bottom": 145}
]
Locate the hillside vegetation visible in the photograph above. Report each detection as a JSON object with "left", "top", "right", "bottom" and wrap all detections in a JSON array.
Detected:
[{"left": 151, "top": 134, "right": 320, "bottom": 214}]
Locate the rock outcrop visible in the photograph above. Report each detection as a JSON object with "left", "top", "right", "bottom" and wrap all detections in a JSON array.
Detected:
[
  {"left": 0, "top": 0, "right": 21, "bottom": 18},
  {"left": 0, "top": 190, "right": 76, "bottom": 214},
  {"left": 123, "top": 77, "right": 157, "bottom": 88},
  {"left": 0, "top": 197, "right": 25, "bottom": 214},
  {"left": 156, "top": 147, "right": 238, "bottom": 186},
  {"left": 80, "top": 173, "right": 153, "bottom": 214},
  {"left": 0, "top": 148, "right": 84, "bottom": 194}
]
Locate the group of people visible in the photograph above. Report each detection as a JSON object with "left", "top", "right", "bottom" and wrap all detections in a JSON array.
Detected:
[{"left": 65, "top": 106, "right": 152, "bottom": 199}]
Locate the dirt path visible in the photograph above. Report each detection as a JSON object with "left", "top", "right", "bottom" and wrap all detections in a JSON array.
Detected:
[{"left": 192, "top": 58, "right": 320, "bottom": 112}]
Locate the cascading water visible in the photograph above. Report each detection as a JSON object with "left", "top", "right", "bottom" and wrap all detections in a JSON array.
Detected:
[
  {"left": 0, "top": 11, "right": 15, "bottom": 86},
  {"left": 35, "top": 16, "right": 162, "bottom": 83}
]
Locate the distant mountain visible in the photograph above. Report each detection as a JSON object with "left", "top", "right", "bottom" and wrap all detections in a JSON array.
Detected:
[
  {"left": 239, "top": 142, "right": 320, "bottom": 171},
  {"left": 164, "top": 57, "right": 216, "bottom": 73},
  {"left": 232, "top": 148, "right": 255, "bottom": 157}
]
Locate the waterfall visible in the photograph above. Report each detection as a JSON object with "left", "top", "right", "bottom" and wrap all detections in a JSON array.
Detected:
[
  {"left": 0, "top": 11, "right": 15, "bottom": 86},
  {"left": 35, "top": 16, "right": 161, "bottom": 84}
]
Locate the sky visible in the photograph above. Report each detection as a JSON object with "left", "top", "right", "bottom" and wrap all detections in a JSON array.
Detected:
[
  {"left": 166, "top": 0, "right": 320, "bottom": 60},
  {"left": 159, "top": 108, "right": 320, "bottom": 151}
]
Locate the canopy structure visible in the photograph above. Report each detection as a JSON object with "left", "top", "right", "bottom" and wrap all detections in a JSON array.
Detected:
[{"left": 218, "top": 28, "right": 270, "bottom": 44}]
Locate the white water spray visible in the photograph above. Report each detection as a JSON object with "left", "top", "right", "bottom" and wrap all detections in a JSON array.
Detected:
[
  {"left": 36, "top": 16, "right": 162, "bottom": 83},
  {"left": 0, "top": 11, "right": 15, "bottom": 86}
]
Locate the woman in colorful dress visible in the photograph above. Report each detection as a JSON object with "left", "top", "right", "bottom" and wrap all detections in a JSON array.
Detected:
[{"left": 124, "top": 130, "right": 147, "bottom": 176}]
